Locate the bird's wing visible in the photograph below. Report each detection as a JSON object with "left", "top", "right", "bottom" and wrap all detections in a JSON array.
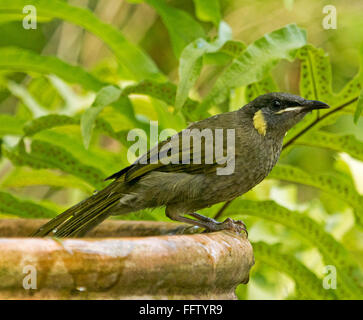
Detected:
[{"left": 107, "top": 112, "right": 237, "bottom": 182}]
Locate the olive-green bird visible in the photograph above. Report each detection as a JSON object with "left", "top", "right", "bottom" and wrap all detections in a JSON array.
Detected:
[{"left": 32, "top": 92, "right": 329, "bottom": 237}]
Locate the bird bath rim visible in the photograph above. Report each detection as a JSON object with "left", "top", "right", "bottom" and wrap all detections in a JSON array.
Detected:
[{"left": 0, "top": 218, "right": 254, "bottom": 300}]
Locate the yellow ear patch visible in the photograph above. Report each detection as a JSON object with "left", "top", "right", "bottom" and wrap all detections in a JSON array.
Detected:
[{"left": 253, "top": 110, "right": 267, "bottom": 136}]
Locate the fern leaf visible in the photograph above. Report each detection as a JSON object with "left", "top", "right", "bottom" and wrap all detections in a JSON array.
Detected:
[
  {"left": 0, "top": 0, "right": 161, "bottom": 80},
  {"left": 222, "top": 199, "right": 363, "bottom": 298},
  {"left": 1, "top": 168, "right": 93, "bottom": 193},
  {"left": 3, "top": 140, "right": 107, "bottom": 189},
  {"left": 296, "top": 131, "right": 363, "bottom": 162},
  {"left": 253, "top": 241, "right": 337, "bottom": 299},
  {"left": 245, "top": 75, "right": 279, "bottom": 102},
  {"left": 0, "top": 47, "right": 106, "bottom": 91},
  {"left": 0, "top": 191, "right": 56, "bottom": 218},
  {"left": 269, "top": 164, "right": 363, "bottom": 227},
  {"left": 198, "top": 24, "right": 306, "bottom": 114}
]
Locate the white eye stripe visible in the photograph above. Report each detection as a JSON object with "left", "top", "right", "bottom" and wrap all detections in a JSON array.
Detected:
[{"left": 275, "top": 106, "right": 303, "bottom": 114}]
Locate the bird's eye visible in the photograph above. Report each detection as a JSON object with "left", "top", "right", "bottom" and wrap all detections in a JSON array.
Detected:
[{"left": 272, "top": 100, "right": 281, "bottom": 110}]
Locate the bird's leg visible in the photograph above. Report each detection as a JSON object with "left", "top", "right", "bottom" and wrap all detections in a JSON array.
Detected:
[
  {"left": 166, "top": 208, "right": 215, "bottom": 230},
  {"left": 166, "top": 207, "right": 247, "bottom": 236},
  {"left": 189, "top": 212, "right": 248, "bottom": 236}
]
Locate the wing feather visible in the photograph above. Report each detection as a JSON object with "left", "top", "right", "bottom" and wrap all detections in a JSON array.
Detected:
[{"left": 107, "top": 112, "right": 237, "bottom": 182}]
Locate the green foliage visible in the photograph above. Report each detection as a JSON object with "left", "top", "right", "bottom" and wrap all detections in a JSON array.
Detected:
[
  {"left": 193, "top": 0, "right": 221, "bottom": 26},
  {"left": 146, "top": 0, "right": 205, "bottom": 58},
  {"left": 3, "top": 140, "right": 107, "bottom": 189},
  {"left": 198, "top": 24, "right": 307, "bottom": 115},
  {"left": 298, "top": 45, "right": 333, "bottom": 103},
  {"left": 176, "top": 21, "right": 232, "bottom": 110},
  {"left": 245, "top": 75, "right": 279, "bottom": 102},
  {"left": 352, "top": 46, "right": 363, "bottom": 123},
  {"left": 0, "top": 0, "right": 161, "bottom": 80},
  {"left": 0, "top": 114, "right": 25, "bottom": 136},
  {"left": 270, "top": 164, "right": 363, "bottom": 227},
  {"left": 354, "top": 89, "right": 363, "bottom": 123},
  {"left": 0, "top": 0, "right": 362, "bottom": 300},
  {"left": 0, "top": 191, "right": 56, "bottom": 218},
  {"left": 252, "top": 242, "right": 337, "bottom": 299},
  {"left": 0, "top": 47, "right": 106, "bottom": 91},
  {"left": 296, "top": 131, "right": 363, "bottom": 162},
  {"left": 81, "top": 85, "right": 122, "bottom": 148},
  {"left": 223, "top": 200, "right": 362, "bottom": 299},
  {"left": 2, "top": 167, "right": 93, "bottom": 193},
  {"left": 23, "top": 115, "right": 79, "bottom": 136},
  {"left": 283, "top": 44, "right": 363, "bottom": 149},
  {"left": 121, "top": 80, "right": 197, "bottom": 122}
]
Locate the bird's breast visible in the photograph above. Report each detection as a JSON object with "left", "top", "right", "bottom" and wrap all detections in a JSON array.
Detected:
[{"left": 215, "top": 136, "right": 282, "bottom": 200}]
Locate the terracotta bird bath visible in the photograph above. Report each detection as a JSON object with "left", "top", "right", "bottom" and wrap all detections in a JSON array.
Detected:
[{"left": 0, "top": 218, "right": 254, "bottom": 299}]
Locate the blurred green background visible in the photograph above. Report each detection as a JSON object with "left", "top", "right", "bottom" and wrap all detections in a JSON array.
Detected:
[{"left": 0, "top": 0, "right": 362, "bottom": 299}]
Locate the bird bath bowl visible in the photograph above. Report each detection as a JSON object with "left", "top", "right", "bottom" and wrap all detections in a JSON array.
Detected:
[{"left": 0, "top": 218, "right": 254, "bottom": 299}]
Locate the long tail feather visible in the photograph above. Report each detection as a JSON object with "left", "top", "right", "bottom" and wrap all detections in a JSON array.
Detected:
[{"left": 31, "top": 181, "right": 124, "bottom": 237}]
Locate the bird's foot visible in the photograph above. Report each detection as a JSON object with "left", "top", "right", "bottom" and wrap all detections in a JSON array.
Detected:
[
  {"left": 218, "top": 218, "right": 248, "bottom": 237},
  {"left": 166, "top": 208, "right": 248, "bottom": 237},
  {"left": 187, "top": 212, "right": 248, "bottom": 237}
]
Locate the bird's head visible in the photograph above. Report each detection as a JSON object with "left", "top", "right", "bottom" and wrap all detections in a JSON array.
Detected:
[{"left": 240, "top": 92, "right": 329, "bottom": 137}]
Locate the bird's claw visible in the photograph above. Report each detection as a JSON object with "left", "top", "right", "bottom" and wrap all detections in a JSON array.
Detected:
[{"left": 220, "top": 218, "right": 248, "bottom": 237}]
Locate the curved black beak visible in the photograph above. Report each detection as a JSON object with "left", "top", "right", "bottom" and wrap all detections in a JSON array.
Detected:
[
  {"left": 274, "top": 99, "right": 330, "bottom": 114},
  {"left": 301, "top": 99, "right": 330, "bottom": 111}
]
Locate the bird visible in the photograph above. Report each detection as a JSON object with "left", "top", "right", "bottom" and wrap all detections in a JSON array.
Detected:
[{"left": 31, "top": 92, "right": 329, "bottom": 238}]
